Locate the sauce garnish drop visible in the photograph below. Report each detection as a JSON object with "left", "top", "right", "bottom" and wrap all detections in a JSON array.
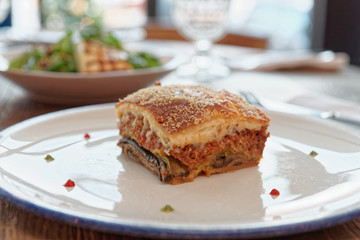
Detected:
[
  {"left": 270, "top": 188, "right": 280, "bottom": 196},
  {"left": 84, "top": 133, "right": 90, "bottom": 140},
  {"left": 63, "top": 179, "right": 75, "bottom": 188}
]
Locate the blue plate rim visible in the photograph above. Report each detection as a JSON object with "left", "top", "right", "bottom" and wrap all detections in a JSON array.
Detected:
[{"left": 0, "top": 184, "right": 359, "bottom": 239}]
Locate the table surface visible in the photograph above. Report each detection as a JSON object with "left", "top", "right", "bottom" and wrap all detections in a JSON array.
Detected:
[{"left": 1, "top": 40, "right": 360, "bottom": 240}]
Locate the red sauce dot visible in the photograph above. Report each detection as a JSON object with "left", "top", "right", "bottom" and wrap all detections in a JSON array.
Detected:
[
  {"left": 270, "top": 188, "right": 280, "bottom": 196},
  {"left": 84, "top": 133, "right": 90, "bottom": 139},
  {"left": 63, "top": 179, "right": 75, "bottom": 188}
]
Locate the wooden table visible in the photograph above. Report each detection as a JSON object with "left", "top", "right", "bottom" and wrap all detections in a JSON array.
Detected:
[{"left": 1, "top": 42, "right": 360, "bottom": 239}]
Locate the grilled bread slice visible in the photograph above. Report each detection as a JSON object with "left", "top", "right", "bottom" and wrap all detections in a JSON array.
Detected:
[{"left": 75, "top": 40, "right": 132, "bottom": 73}]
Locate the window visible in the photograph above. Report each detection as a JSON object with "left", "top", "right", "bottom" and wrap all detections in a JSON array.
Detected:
[{"left": 155, "top": 0, "right": 314, "bottom": 50}]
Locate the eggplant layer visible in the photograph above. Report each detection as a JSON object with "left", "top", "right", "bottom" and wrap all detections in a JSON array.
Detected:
[{"left": 118, "top": 137, "right": 261, "bottom": 184}]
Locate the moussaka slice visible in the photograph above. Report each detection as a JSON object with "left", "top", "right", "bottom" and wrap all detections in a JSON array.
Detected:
[{"left": 116, "top": 85, "right": 270, "bottom": 184}]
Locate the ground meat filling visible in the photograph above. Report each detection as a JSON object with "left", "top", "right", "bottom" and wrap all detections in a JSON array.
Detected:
[
  {"left": 170, "top": 127, "right": 269, "bottom": 167},
  {"left": 119, "top": 113, "right": 269, "bottom": 168},
  {"left": 118, "top": 113, "right": 164, "bottom": 150}
]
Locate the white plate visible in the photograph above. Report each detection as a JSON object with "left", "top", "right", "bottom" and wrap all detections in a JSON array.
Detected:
[
  {"left": 0, "top": 41, "right": 185, "bottom": 105},
  {"left": 1, "top": 104, "right": 360, "bottom": 238}
]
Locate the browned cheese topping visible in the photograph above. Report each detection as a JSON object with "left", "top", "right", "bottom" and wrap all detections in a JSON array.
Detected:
[{"left": 117, "top": 85, "right": 269, "bottom": 134}]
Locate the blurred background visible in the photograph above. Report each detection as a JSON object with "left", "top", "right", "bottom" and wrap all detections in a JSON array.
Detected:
[{"left": 0, "top": 0, "right": 359, "bottom": 65}]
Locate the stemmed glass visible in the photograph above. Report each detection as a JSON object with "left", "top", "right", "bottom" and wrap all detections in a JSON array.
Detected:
[{"left": 172, "top": 0, "right": 231, "bottom": 81}]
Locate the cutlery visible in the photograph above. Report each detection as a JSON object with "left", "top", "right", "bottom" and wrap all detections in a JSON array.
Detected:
[{"left": 239, "top": 91, "right": 360, "bottom": 127}]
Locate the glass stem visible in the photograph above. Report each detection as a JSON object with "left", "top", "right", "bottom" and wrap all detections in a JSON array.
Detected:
[{"left": 192, "top": 40, "right": 213, "bottom": 70}]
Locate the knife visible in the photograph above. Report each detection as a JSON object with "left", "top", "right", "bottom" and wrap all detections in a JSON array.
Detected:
[{"left": 241, "top": 92, "right": 360, "bottom": 128}]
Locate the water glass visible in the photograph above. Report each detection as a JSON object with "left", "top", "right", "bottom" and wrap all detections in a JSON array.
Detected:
[{"left": 173, "top": 0, "right": 231, "bottom": 81}]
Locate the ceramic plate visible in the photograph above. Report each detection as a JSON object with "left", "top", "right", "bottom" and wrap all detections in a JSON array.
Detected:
[
  {"left": 0, "top": 41, "right": 185, "bottom": 105},
  {"left": 0, "top": 104, "right": 360, "bottom": 239}
]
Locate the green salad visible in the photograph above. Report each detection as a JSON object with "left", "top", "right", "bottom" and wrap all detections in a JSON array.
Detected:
[{"left": 9, "top": 22, "right": 162, "bottom": 72}]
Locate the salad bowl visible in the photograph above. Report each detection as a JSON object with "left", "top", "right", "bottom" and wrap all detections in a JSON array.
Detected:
[{"left": 0, "top": 41, "right": 185, "bottom": 105}]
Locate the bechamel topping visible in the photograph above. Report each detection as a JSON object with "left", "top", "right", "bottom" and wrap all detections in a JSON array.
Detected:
[{"left": 119, "top": 85, "right": 269, "bottom": 134}]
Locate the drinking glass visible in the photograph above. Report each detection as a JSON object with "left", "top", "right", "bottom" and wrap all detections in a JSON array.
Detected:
[{"left": 172, "top": 0, "right": 231, "bottom": 81}]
